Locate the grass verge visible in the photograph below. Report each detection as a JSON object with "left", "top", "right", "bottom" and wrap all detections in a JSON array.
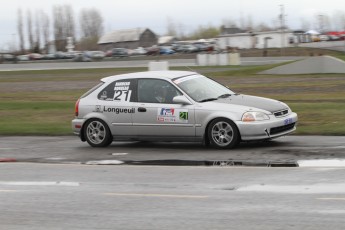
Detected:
[{"left": 0, "top": 64, "right": 344, "bottom": 135}]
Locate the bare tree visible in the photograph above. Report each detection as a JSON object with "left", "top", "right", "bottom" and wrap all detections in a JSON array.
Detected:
[
  {"left": 34, "top": 9, "right": 41, "bottom": 53},
  {"left": 177, "top": 23, "right": 186, "bottom": 39},
  {"left": 271, "top": 17, "right": 280, "bottom": 30},
  {"left": 79, "top": 8, "right": 104, "bottom": 39},
  {"left": 63, "top": 5, "right": 75, "bottom": 40},
  {"left": 245, "top": 15, "right": 254, "bottom": 31},
  {"left": 166, "top": 17, "right": 178, "bottom": 36},
  {"left": 53, "top": 5, "right": 63, "bottom": 51},
  {"left": 300, "top": 18, "right": 311, "bottom": 31},
  {"left": 78, "top": 8, "right": 103, "bottom": 50},
  {"left": 188, "top": 24, "right": 220, "bottom": 40},
  {"left": 17, "top": 8, "right": 25, "bottom": 54},
  {"left": 332, "top": 11, "right": 345, "bottom": 30},
  {"left": 316, "top": 14, "right": 331, "bottom": 32},
  {"left": 53, "top": 4, "right": 76, "bottom": 51},
  {"left": 27, "top": 9, "right": 34, "bottom": 51},
  {"left": 221, "top": 18, "right": 237, "bottom": 28},
  {"left": 256, "top": 22, "right": 273, "bottom": 32},
  {"left": 323, "top": 15, "right": 331, "bottom": 32},
  {"left": 164, "top": 18, "right": 188, "bottom": 39},
  {"left": 41, "top": 11, "right": 50, "bottom": 53}
]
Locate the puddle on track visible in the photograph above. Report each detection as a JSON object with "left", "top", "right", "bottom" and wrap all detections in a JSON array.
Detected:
[
  {"left": 298, "top": 159, "right": 345, "bottom": 167},
  {"left": 237, "top": 183, "right": 345, "bottom": 194}
]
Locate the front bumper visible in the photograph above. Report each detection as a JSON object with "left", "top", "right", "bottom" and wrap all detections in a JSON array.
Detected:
[{"left": 237, "top": 112, "right": 298, "bottom": 141}]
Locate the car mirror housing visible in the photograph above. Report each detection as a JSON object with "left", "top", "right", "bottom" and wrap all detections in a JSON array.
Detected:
[{"left": 173, "top": 95, "right": 192, "bottom": 105}]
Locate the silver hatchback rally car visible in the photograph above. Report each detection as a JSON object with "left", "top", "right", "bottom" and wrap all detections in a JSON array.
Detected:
[{"left": 72, "top": 71, "right": 297, "bottom": 148}]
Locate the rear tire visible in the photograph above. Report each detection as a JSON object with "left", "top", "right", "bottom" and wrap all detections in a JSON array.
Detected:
[
  {"left": 84, "top": 119, "right": 112, "bottom": 147},
  {"left": 207, "top": 118, "right": 240, "bottom": 149}
]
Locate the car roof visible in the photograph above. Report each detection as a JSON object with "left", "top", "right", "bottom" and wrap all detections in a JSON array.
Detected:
[{"left": 101, "top": 71, "right": 198, "bottom": 82}]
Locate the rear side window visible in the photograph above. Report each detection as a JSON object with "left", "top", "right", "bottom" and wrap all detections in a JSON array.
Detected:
[
  {"left": 81, "top": 82, "right": 104, "bottom": 98},
  {"left": 98, "top": 79, "right": 137, "bottom": 102}
]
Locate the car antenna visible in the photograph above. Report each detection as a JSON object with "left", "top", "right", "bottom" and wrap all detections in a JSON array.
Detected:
[
  {"left": 184, "top": 65, "right": 200, "bottom": 74},
  {"left": 184, "top": 65, "right": 216, "bottom": 79}
]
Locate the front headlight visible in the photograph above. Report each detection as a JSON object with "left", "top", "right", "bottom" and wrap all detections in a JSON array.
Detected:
[{"left": 242, "top": 111, "right": 270, "bottom": 122}]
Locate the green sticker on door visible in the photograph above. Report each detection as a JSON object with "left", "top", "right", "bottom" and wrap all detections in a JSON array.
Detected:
[{"left": 179, "top": 112, "right": 188, "bottom": 120}]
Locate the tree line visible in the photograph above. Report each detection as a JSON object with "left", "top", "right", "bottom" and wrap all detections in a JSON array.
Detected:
[
  {"left": 168, "top": 11, "right": 345, "bottom": 40},
  {"left": 16, "top": 5, "right": 103, "bottom": 54},
  {"left": 16, "top": 5, "right": 345, "bottom": 54}
]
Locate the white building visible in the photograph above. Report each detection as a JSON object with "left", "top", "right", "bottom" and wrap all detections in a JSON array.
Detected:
[
  {"left": 217, "top": 31, "right": 293, "bottom": 50},
  {"left": 158, "top": 36, "right": 177, "bottom": 46}
]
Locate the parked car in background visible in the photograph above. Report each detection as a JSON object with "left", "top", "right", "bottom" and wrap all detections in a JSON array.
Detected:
[
  {"left": 85, "top": 51, "right": 105, "bottom": 61},
  {"left": 146, "top": 46, "right": 160, "bottom": 55},
  {"left": 111, "top": 48, "right": 129, "bottom": 58},
  {"left": 176, "top": 44, "right": 199, "bottom": 53},
  {"left": 171, "top": 43, "right": 180, "bottom": 51},
  {"left": 72, "top": 71, "right": 298, "bottom": 148},
  {"left": 160, "top": 47, "right": 175, "bottom": 55},
  {"left": 73, "top": 53, "right": 92, "bottom": 62},
  {"left": 17, "top": 55, "right": 30, "bottom": 61},
  {"left": 2, "top": 54, "right": 16, "bottom": 61},
  {"left": 319, "top": 35, "right": 330, "bottom": 41},
  {"left": 28, "top": 53, "right": 43, "bottom": 60},
  {"left": 105, "top": 50, "right": 112, "bottom": 57},
  {"left": 328, "top": 35, "right": 340, "bottom": 41},
  {"left": 41, "top": 54, "right": 57, "bottom": 60},
  {"left": 131, "top": 47, "right": 147, "bottom": 56},
  {"left": 193, "top": 43, "right": 209, "bottom": 52},
  {"left": 55, "top": 52, "right": 68, "bottom": 59}
]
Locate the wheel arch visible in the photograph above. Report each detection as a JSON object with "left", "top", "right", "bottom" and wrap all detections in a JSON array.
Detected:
[
  {"left": 204, "top": 116, "right": 242, "bottom": 144},
  {"left": 80, "top": 116, "right": 112, "bottom": 142}
]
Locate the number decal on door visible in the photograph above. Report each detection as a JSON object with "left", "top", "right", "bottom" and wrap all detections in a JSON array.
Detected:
[{"left": 114, "top": 90, "right": 132, "bottom": 102}]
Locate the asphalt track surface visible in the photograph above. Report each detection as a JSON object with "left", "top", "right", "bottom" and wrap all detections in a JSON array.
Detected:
[
  {"left": 1, "top": 163, "right": 345, "bottom": 230},
  {"left": 1, "top": 135, "right": 345, "bottom": 166}
]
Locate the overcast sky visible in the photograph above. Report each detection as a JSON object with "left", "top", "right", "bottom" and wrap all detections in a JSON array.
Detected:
[{"left": 1, "top": 0, "right": 345, "bottom": 50}]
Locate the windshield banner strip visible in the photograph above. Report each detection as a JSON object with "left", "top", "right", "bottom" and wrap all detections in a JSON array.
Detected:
[{"left": 173, "top": 75, "right": 201, "bottom": 84}]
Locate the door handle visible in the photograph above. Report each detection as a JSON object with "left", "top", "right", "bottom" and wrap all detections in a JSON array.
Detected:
[{"left": 138, "top": 107, "right": 147, "bottom": 112}]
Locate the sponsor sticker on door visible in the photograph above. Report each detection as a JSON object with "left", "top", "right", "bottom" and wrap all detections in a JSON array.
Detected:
[{"left": 157, "top": 108, "right": 188, "bottom": 123}]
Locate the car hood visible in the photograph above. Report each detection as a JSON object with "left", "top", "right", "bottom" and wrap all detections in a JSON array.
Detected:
[{"left": 215, "top": 94, "right": 288, "bottom": 113}]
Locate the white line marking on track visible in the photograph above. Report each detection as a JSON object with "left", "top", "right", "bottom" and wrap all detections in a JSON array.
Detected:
[
  {"left": 111, "top": 153, "right": 128, "bottom": 156},
  {"left": 298, "top": 159, "right": 345, "bottom": 167},
  {"left": 317, "top": 198, "right": 345, "bottom": 201},
  {"left": 85, "top": 160, "right": 124, "bottom": 165},
  {"left": 0, "top": 190, "right": 20, "bottom": 192},
  {"left": 0, "top": 181, "right": 80, "bottom": 186},
  {"left": 238, "top": 183, "right": 345, "bottom": 194},
  {"left": 44, "top": 157, "right": 66, "bottom": 160},
  {"left": 104, "top": 193, "right": 208, "bottom": 199}
]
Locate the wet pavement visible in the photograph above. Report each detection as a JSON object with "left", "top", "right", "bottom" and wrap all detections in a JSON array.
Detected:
[
  {"left": 0, "top": 135, "right": 345, "bottom": 167},
  {"left": 1, "top": 163, "right": 345, "bottom": 230}
]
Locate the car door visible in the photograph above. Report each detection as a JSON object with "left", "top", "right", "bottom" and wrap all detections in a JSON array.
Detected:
[
  {"left": 97, "top": 79, "right": 137, "bottom": 136},
  {"left": 132, "top": 78, "right": 195, "bottom": 138}
]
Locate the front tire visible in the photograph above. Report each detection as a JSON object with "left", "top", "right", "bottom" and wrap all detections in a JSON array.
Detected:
[
  {"left": 207, "top": 118, "right": 240, "bottom": 149},
  {"left": 84, "top": 119, "right": 112, "bottom": 147}
]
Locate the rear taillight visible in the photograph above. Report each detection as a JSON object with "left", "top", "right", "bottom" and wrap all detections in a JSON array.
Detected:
[{"left": 75, "top": 99, "right": 80, "bottom": 117}]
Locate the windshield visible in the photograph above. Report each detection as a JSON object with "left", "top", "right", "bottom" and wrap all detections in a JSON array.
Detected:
[{"left": 173, "top": 75, "right": 235, "bottom": 102}]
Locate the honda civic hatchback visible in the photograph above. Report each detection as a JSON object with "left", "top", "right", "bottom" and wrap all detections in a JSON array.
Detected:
[{"left": 72, "top": 71, "right": 297, "bottom": 148}]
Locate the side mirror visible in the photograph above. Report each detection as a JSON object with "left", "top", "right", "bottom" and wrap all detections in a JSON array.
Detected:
[{"left": 173, "top": 95, "right": 192, "bottom": 105}]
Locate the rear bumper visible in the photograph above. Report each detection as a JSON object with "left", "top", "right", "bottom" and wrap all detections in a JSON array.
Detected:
[
  {"left": 237, "top": 112, "right": 298, "bottom": 141},
  {"left": 71, "top": 118, "right": 86, "bottom": 136}
]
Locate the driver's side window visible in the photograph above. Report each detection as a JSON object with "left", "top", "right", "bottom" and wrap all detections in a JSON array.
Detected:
[{"left": 138, "top": 79, "right": 182, "bottom": 103}]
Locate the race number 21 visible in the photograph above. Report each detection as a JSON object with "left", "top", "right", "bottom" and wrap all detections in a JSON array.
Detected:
[{"left": 114, "top": 90, "right": 132, "bottom": 102}]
